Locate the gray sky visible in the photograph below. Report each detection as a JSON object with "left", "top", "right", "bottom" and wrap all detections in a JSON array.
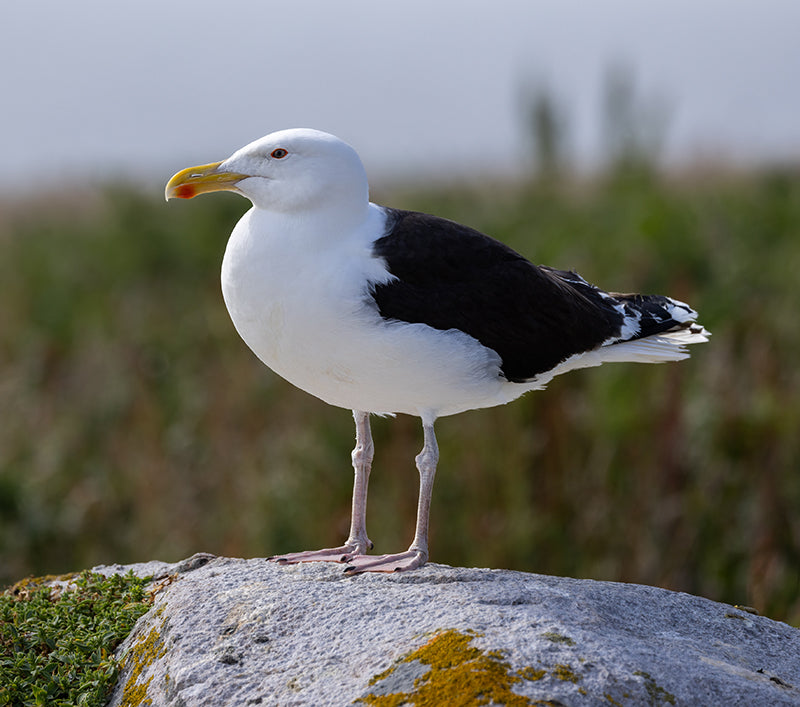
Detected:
[{"left": 3, "top": 0, "right": 799, "bottom": 192}]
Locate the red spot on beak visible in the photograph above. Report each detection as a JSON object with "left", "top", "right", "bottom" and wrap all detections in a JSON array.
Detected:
[{"left": 175, "top": 184, "right": 196, "bottom": 199}]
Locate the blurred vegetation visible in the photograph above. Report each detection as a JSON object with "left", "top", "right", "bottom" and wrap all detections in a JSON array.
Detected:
[{"left": 2, "top": 90, "right": 800, "bottom": 625}]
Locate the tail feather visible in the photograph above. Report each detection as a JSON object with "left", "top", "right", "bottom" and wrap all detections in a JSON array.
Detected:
[
  {"left": 531, "top": 323, "right": 709, "bottom": 389},
  {"left": 534, "top": 267, "right": 709, "bottom": 388},
  {"left": 602, "top": 292, "right": 710, "bottom": 361},
  {"left": 540, "top": 267, "right": 709, "bottom": 348}
]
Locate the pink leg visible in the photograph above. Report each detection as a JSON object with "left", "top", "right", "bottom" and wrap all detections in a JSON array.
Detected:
[
  {"left": 269, "top": 410, "right": 374, "bottom": 565},
  {"left": 343, "top": 417, "right": 438, "bottom": 574}
]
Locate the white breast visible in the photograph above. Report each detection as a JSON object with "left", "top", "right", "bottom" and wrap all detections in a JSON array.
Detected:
[{"left": 220, "top": 205, "right": 509, "bottom": 418}]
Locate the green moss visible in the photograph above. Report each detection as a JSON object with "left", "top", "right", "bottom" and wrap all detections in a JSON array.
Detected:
[{"left": 0, "top": 571, "right": 153, "bottom": 707}]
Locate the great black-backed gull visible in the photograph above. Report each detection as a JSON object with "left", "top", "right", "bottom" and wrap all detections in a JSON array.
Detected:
[{"left": 165, "top": 128, "right": 709, "bottom": 574}]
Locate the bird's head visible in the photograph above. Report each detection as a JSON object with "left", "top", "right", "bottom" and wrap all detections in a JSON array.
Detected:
[{"left": 165, "top": 128, "right": 369, "bottom": 215}]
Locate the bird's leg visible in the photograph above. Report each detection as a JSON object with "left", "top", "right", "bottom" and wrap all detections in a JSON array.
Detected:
[
  {"left": 268, "top": 410, "right": 374, "bottom": 565},
  {"left": 344, "top": 418, "right": 438, "bottom": 574},
  {"left": 407, "top": 419, "right": 438, "bottom": 560},
  {"left": 344, "top": 410, "right": 375, "bottom": 554}
]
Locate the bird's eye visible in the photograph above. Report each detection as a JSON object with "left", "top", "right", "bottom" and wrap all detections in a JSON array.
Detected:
[{"left": 271, "top": 148, "right": 288, "bottom": 159}]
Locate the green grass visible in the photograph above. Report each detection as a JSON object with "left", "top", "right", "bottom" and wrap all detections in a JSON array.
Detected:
[
  {"left": 1, "top": 165, "right": 799, "bottom": 624},
  {"left": 0, "top": 571, "right": 153, "bottom": 706}
]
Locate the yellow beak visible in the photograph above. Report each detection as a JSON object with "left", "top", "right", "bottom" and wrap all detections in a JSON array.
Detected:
[{"left": 164, "top": 161, "right": 249, "bottom": 200}]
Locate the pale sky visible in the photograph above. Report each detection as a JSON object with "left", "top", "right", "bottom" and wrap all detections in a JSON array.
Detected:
[{"left": 3, "top": 0, "right": 799, "bottom": 192}]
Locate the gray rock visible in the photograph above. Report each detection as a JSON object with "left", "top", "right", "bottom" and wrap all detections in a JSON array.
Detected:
[{"left": 100, "top": 555, "right": 800, "bottom": 706}]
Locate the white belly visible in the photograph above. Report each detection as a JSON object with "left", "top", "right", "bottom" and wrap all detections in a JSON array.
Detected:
[{"left": 220, "top": 209, "right": 510, "bottom": 418}]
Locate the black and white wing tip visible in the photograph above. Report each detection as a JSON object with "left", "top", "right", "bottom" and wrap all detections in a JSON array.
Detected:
[{"left": 596, "top": 294, "right": 710, "bottom": 367}]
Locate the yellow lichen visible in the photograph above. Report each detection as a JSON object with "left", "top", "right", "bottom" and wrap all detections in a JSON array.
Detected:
[
  {"left": 552, "top": 663, "right": 580, "bottom": 683},
  {"left": 633, "top": 671, "right": 676, "bottom": 705},
  {"left": 4, "top": 573, "right": 79, "bottom": 601},
  {"left": 360, "top": 629, "right": 536, "bottom": 706},
  {"left": 117, "top": 617, "right": 168, "bottom": 707},
  {"left": 517, "top": 666, "right": 547, "bottom": 681},
  {"left": 540, "top": 631, "right": 576, "bottom": 646}
]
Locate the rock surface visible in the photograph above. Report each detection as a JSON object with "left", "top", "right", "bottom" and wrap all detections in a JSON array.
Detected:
[{"left": 97, "top": 554, "right": 800, "bottom": 706}]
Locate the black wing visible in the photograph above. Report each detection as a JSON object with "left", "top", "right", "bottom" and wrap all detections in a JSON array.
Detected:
[{"left": 370, "top": 210, "right": 625, "bottom": 382}]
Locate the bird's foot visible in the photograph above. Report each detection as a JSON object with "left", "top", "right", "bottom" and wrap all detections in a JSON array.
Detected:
[
  {"left": 343, "top": 549, "right": 427, "bottom": 575},
  {"left": 268, "top": 540, "right": 372, "bottom": 565}
]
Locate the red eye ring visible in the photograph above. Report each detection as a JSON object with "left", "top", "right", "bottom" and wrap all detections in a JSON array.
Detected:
[{"left": 271, "top": 148, "right": 288, "bottom": 159}]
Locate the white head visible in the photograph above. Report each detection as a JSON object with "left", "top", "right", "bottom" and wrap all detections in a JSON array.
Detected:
[{"left": 165, "top": 128, "right": 369, "bottom": 216}]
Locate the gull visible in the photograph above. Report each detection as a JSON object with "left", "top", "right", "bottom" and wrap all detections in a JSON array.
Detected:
[{"left": 165, "top": 128, "right": 708, "bottom": 574}]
